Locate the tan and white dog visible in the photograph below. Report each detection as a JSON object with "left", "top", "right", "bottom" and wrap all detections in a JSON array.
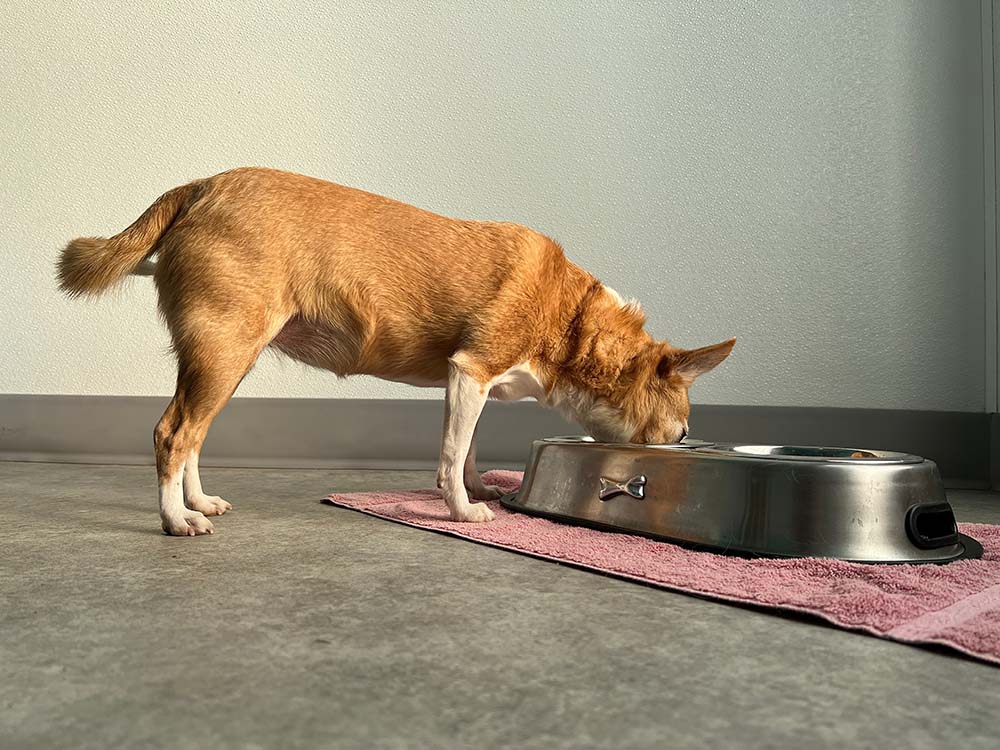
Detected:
[{"left": 58, "top": 168, "right": 735, "bottom": 536}]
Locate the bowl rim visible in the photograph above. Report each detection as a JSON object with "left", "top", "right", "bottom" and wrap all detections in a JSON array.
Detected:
[{"left": 539, "top": 436, "right": 923, "bottom": 464}]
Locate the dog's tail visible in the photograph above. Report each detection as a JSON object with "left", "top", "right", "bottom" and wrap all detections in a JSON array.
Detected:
[{"left": 57, "top": 182, "right": 197, "bottom": 297}]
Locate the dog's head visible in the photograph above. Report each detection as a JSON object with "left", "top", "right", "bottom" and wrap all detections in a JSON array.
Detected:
[
  {"left": 550, "top": 286, "right": 735, "bottom": 445},
  {"left": 559, "top": 337, "right": 736, "bottom": 445},
  {"left": 617, "top": 338, "right": 736, "bottom": 444}
]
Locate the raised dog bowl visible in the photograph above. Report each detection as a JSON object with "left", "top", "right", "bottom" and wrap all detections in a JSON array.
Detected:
[{"left": 500, "top": 437, "right": 982, "bottom": 564}]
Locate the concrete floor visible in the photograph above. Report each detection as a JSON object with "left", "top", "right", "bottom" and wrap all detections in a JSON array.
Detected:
[{"left": 1, "top": 462, "right": 998, "bottom": 750}]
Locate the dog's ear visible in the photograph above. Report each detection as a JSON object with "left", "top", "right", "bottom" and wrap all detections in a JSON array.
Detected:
[{"left": 657, "top": 338, "right": 736, "bottom": 385}]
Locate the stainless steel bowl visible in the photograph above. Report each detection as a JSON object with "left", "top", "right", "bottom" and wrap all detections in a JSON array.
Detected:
[{"left": 500, "top": 437, "right": 982, "bottom": 564}]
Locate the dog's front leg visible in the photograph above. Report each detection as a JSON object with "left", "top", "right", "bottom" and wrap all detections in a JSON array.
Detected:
[
  {"left": 437, "top": 357, "right": 496, "bottom": 522},
  {"left": 463, "top": 431, "right": 504, "bottom": 501}
]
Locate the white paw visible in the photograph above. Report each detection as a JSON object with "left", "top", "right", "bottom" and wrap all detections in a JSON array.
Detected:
[
  {"left": 162, "top": 509, "right": 215, "bottom": 536},
  {"left": 451, "top": 502, "right": 496, "bottom": 523},
  {"left": 187, "top": 494, "right": 232, "bottom": 516},
  {"left": 467, "top": 483, "right": 504, "bottom": 501}
]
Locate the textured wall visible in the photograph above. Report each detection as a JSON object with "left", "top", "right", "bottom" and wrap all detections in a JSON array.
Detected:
[{"left": 0, "top": 1, "right": 986, "bottom": 409}]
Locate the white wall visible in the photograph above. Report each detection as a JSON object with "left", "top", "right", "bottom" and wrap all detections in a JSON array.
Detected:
[{"left": 0, "top": 1, "right": 987, "bottom": 410}]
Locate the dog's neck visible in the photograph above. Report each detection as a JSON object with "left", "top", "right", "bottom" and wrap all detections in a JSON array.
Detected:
[{"left": 534, "top": 261, "right": 654, "bottom": 404}]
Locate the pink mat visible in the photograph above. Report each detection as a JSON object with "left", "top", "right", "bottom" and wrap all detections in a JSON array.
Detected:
[{"left": 324, "top": 471, "right": 1000, "bottom": 666}]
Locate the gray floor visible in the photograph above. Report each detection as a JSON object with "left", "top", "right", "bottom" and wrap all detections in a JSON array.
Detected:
[{"left": 1, "top": 462, "right": 998, "bottom": 750}]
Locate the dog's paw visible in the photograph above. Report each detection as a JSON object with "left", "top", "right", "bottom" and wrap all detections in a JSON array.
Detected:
[
  {"left": 451, "top": 502, "right": 496, "bottom": 523},
  {"left": 187, "top": 494, "right": 232, "bottom": 516},
  {"left": 467, "top": 483, "right": 504, "bottom": 501},
  {"left": 162, "top": 510, "right": 215, "bottom": 537}
]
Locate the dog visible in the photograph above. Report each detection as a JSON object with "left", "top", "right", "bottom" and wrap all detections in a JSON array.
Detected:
[{"left": 58, "top": 168, "right": 735, "bottom": 536}]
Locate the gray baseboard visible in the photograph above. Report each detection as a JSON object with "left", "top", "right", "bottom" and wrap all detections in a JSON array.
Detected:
[{"left": 0, "top": 395, "right": 994, "bottom": 489}]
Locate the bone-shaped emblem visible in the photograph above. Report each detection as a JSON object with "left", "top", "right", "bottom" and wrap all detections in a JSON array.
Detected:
[{"left": 598, "top": 474, "right": 647, "bottom": 501}]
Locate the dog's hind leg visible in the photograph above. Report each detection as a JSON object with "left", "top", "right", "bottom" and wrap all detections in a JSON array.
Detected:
[
  {"left": 182, "top": 448, "right": 230, "bottom": 519},
  {"left": 154, "top": 305, "right": 285, "bottom": 536}
]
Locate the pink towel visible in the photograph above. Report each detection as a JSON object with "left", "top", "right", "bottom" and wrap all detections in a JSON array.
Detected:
[{"left": 324, "top": 471, "right": 1000, "bottom": 666}]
